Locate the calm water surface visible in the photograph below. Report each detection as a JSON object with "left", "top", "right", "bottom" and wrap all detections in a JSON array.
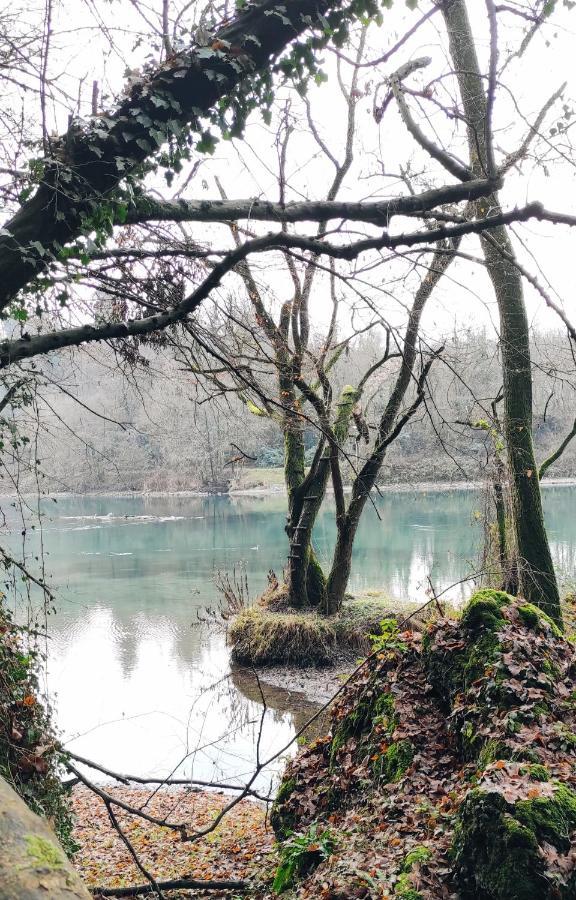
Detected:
[{"left": 4, "top": 485, "right": 575, "bottom": 788}]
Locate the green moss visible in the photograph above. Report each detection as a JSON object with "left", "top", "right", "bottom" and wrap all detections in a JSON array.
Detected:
[
  {"left": 372, "top": 739, "right": 414, "bottom": 782},
  {"left": 477, "top": 739, "right": 509, "bottom": 770},
  {"left": 395, "top": 878, "right": 422, "bottom": 900},
  {"left": 25, "top": 834, "right": 65, "bottom": 869},
  {"left": 305, "top": 547, "right": 327, "bottom": 607},
  {"left": 330, "top": 690, "right": 396, "bottom": 769},
  {"left": 520, "top": 764, "right": 550, "bottom": 782},
  {"left": 276, "top": 777, "right": 296, "bottom": 805},
  {"left": 394, "top": 846, "right": 431, "bottom": 899},
  {"left": 454, "top": 783, "right": 576, "bottom": 898},
  {"left": 454, "top": 790, "right": 544, "bottom": 899},
  {"left": 270, "top": 777, "right": 299, "bottom": 840},
  {"left": 515, "top": 784, "right": 576, "bottom": 853},
  {"left": 402, "top": 846, "right": 432, "bottom": 869},
  {"left": 424, "top": 591, "right": 509, "bottom": 707},
  {"left": 517, "top": 603, "right": 562, "bottom": 638},
  {"left": 461, "top": 589, "right": 512, "bottom": 632},
  {"left": 554, "top": 724, "right": 576, "bottom": 749}
]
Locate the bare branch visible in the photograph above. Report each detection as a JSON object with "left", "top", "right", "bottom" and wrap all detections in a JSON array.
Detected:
[
  {"left": 126, "top": 177, "right": 496, "bottom": 227},
  {"left": 539, "top": 416, "right": 576, "bottom": 479},
  {"left": 3, "top": 200, "right": 576, "bottom": 368}
]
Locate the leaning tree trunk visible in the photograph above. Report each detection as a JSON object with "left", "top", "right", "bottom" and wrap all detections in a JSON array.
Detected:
[
  {"left": 0, "top": 0, "right": 362, "bottom": 311},
  {"left": 442, "top": 0, "right": 561, "bottom": 626},
  {"left": 323, "top": 244, "right": 456, "bottom": 615},
  {"left": 0, "top": 774, "right": 90, "bottom": 900}
]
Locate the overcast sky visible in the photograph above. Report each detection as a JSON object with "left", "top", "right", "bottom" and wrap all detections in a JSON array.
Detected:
[{"left": 3, "top": 0, "right": 576, "bottom": 344}]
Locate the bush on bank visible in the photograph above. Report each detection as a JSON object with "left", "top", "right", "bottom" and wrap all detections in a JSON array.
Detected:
[{"left": 0, "top": 605, "right": 76, "bottom": 855}]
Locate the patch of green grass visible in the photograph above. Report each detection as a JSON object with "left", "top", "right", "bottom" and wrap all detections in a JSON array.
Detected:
[{"left": 233, "top": 467, "right": 287, "bottom": 490}]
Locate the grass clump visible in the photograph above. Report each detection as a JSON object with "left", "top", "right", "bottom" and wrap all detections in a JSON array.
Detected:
[
  {"left": 229, "top": 595, "right": 413, "bottom": 667},
  {"left": 228, "top": 607, "right": 338, "bottom": 666}
]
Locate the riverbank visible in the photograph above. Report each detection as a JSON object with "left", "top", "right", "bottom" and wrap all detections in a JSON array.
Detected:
[
  {"left": 238, "top": 661, "right": 353, "bottom": 705},
  {"left": 5, "top": 475, "right": 576, "bottom": 501},
  {"left": 0, "top": 470, "right": 576, "bottom": 501},
  {"left": 72, "top": 785, "right": 275, "bottom": 898}
]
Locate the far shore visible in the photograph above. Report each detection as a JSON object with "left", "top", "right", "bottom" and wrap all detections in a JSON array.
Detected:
[{"left": 2, "top": 476, "right": 576, "bottom": 501}]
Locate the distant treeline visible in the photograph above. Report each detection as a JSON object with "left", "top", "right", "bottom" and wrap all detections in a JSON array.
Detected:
[{"left": 8, "top": 327, "right": 576, "bottom": 493}]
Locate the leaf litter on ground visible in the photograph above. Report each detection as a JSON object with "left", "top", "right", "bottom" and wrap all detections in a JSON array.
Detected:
[{"left": 72, "top": 785, "right": 276, "bottom": 897}]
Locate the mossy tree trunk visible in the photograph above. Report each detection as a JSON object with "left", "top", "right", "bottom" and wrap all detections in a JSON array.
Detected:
[
  {"left": 441, "top": 0, "right": 561, "bottom": 626},
  {"left": 286, "top": 386, "right": 358, "bottom": 608},
  {"left": 283, "top": 387, "right": 328, "bottom": 608}
]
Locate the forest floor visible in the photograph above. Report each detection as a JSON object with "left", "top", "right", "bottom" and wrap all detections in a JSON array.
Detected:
[{"left": 72, "top": 785, "right": 276, "bottom": 898}]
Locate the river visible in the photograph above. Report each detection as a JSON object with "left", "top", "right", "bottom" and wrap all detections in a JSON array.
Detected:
[{"left": 4, "top": 484, "right": 576, "bottom": 790}]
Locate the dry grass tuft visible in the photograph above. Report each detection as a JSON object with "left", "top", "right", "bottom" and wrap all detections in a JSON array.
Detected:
[
  {"left": 228, "top": 608, "right": 338, "bottom": 666},
  {"left": 228, "top": 594, "right": 419, "bottom": 667}
]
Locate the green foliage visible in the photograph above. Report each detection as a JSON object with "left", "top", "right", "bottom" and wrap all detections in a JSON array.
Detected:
[
  {"left": 370, "top": 616, "right": 408, "bottom": 653},
  {"left": 395, "top": 845, "right": 431, "bottom": 898},
  {"left": 0, "top": 604, "right": 77, "bottom": 856},
  {"left": 272, "top": 823, "right": 336, "bottom": 894}
]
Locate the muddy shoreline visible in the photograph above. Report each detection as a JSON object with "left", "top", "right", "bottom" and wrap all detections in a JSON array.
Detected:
[{"left": 233, "top": 659, "right": 355, "bottom": 706}]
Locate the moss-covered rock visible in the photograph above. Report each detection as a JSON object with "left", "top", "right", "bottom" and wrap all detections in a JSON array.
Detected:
[
  {"left": 423, "top": 590, "right": 512, "bottom": 708},
  {"left": 424, "top": 591, "right": 570, "bottom": 763},
  {"left": 454, "top": 781, "right": 576, "bottom": 899},
  {"left": 517, "top": 602, "right": 563, "bottom": 637},
  {"left": 268, "top": 590, "right": 576, "bottom": 898},
  {"left": 460, "top": 589, "right": 513, "bottom": 632},
  {"left": 270, "top": 778, "right": 298, "bottom": 841}
]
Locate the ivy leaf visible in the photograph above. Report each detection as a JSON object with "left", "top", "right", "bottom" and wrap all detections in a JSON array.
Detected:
[{"left": 196, "top": 131, "right": 218, "bottom": 154}]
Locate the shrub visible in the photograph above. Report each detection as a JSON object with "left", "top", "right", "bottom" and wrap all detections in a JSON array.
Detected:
[{"left": 0, "top": 604, "right": 77, "bottom": 855}]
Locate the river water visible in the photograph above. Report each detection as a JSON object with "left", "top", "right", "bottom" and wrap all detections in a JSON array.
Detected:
[{"left": 5, "top": 484, "right": 576, "bottom": 789}]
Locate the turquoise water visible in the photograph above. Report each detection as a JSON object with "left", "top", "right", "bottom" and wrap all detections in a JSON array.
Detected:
[{"left": 3, "top": 484, "right": 574, "bottom": 787}]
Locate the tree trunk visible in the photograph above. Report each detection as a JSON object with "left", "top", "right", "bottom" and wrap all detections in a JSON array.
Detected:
[
  {"left": 0, "top": 775, "right": 90, "bottom": 900},
  {"left": 323, "top": 246, "right": 455, "bottom": 615},
  {"left": 442, "top": 0, "right": 561, "bottom": 626},
  {"left": 286, "top": 386, "right": 359, "bottom": 608}
]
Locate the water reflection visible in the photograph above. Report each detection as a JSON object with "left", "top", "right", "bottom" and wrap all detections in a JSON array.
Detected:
[{"left": 2, "top": 484, "right": 575, "bottom": 784}]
